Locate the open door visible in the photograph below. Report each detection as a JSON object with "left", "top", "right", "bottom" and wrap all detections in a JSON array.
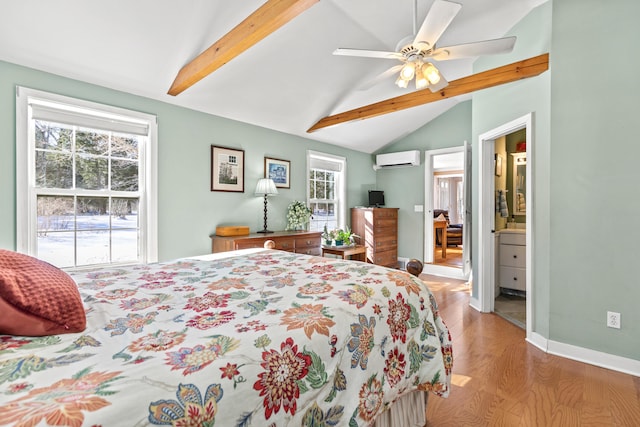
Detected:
[
  {"left": 423, "top": 145, "right": 469, "bottom": 280},
  {"left": 477, "top": 113, "right": 534, "bottom": 342},
  {"left": 462, "top": 141, "right": 472, "bottom": 277}
]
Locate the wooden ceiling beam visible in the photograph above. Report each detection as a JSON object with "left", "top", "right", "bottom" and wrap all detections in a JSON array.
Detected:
[
  {"left": 307, "top": 53, "right": 549, "bottom": 133},
  {"left": 168, "top": 0, "right": 319, "bottom": 96}
]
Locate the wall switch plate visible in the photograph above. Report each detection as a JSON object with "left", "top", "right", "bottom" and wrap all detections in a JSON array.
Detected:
[
  {"left": 414, "top": 205, "right": 424, "bottom": 212},
  {"left": 607, "top": 311, "right": 621, "bottom": 329}
]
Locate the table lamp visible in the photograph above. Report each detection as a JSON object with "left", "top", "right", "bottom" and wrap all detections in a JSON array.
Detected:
[{"left": 255, "top": 178, "right": 278, "bottom": 233}]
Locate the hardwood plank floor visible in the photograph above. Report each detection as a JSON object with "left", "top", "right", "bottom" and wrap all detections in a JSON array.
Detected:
[
  {"left": 421, "top": 275, "right": 640, "bottom": 426},
  {"left": 430, "top": 245, "right": 463, "bottom": 268}
]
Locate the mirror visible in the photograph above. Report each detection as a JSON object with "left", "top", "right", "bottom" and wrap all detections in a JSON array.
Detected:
[{"left": 512, "top": 153, "right": 526, "bottom": 215}]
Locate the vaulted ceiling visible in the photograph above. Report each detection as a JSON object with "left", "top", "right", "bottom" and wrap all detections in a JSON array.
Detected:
[{"left": 0, "top": 0, "right": 546, "bottom": 153}]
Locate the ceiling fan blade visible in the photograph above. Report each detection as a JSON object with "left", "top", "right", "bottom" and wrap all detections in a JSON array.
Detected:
[
  {"left": 431, "top": 36, "right": 516, "bottom": 61},
  {"left": 357, "top": 65, "right": 404, "bottom": 90},
  {"left": 413, "top": 0, "right": 462, "bottom": 49},
  {"left": 333, "top": 48, "right": 404, "bottom": 60}
]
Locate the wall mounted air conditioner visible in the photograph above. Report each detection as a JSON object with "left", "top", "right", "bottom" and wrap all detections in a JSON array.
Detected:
[{"left": 374, "top": 150, "right": 421, "bottom": 170}]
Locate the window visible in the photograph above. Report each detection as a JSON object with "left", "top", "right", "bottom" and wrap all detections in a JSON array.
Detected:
[
  {"left": 16, "top": 87, "right": 157, "bottom": 268},
  {"left": 434, "top": 173, "right": 464, "bottom": 225},
  {"left": 307, "top": 151, "right": 346, "bottom": 232}
]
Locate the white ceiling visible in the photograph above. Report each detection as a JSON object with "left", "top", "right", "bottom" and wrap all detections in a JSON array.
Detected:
[{"left": 0, "top": 0, "right": 546, "bottom": 153}]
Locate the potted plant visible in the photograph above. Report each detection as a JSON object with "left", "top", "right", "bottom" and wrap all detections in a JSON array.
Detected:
[
  {"left": 333, "top": 227, "right": 358, "bottom": 246},
  {"left": 321, "top": 225, "right": 332, "bottom": 245},
  {"left": 329, "top": 229, "right": 342, "bottom": 246}
]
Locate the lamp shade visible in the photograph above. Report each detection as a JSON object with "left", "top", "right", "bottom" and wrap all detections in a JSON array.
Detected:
[{"left": 255, "top": 178, "right": 278, "bottom": 196}]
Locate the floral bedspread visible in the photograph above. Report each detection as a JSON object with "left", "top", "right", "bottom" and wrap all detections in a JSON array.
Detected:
[{"left": 0, "top": 249, "right": 452, "bottom": 426}]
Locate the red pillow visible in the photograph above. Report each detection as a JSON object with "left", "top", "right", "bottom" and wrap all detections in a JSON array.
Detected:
[{"left": 0, "top": 250, "right": 86, "bottom": 336}]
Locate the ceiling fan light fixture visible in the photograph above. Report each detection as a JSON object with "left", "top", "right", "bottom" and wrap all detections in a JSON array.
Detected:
[
  {"left": 400, "top": 62, "right": 416, "bottom": 80},
  {"left": 423, "top": 62, "right": 441, "bottom": 85},
  {"left": 395, "top": 75, "right": 410, "bottom": 88},
  {"left": 415, "top": 64, "right": 429, "bottom": 89}
]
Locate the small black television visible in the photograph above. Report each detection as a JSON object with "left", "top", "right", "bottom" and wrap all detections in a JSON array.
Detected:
[{"left": 368, "top": 190, "right": 385, "bottom": 207}]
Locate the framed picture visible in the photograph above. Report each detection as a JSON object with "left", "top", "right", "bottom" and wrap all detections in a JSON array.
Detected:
[
  {"left": 264, "top": 157, "right": 290, "bottom": 189},
  {"left": 211, "top": 145, "right": 244, "bottom": 192},
  {"left": 495, "top": 153, "right": 503, "bottom": 177}
]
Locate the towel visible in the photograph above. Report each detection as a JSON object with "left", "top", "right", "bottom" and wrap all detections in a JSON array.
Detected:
[
  {"left": 516, "top": 192, "right": 526, "bottom": 211},
  {"left": 496, "top": 190, "right": 509, "bottom": 218}
]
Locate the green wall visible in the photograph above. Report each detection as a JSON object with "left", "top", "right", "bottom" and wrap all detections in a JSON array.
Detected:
[
  {"left": 374, "top": 101, "right": 472, "bottom": 261},
  {"left": 378, "top": 1, "right": 551, "bottom": 334},
  {"left": 0, "top": 60, "right": 376, "bottom": 261},
  {"left": 471, "top": 0, "right": 552, "bottom": 338},
  {"left": 380, "top": 0, "right": 640, "bottom": 362},
  {"left": 549, "top": 0, "right": 640, "bottom": 360}
]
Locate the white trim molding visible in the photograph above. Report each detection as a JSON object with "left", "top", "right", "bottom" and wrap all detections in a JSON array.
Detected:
[
  {"left": 526, "top": 332, "right": 548, "bottom": 352},
  {"left": 547, "top": 340, "right": 640, "bottom": 378},
  {"left": 524, "top": 332, "right": 639, "bottom": 377},
  {"left": 469, "top": 297, "right": 482, "bottom": 312},
  {"left": 478, "top": 113, "right": 533, "bottom": 341},
  {"left": 16, "top": 86, "right": 158, "bottom": 265}
]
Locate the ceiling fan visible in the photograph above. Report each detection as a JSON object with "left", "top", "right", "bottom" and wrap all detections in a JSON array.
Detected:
[{"left": 333, "top": 0, "right": 516, "bottom": 92}]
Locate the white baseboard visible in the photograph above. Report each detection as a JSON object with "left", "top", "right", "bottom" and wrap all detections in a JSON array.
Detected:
[
  {"left": 526, "top": 332, "right": 548, "bottom": 352},
  {"left": 525, "top": 332, "right": 638, "bottom": 377},
  {"left": 423, "top": 264, "right": 467, "bottom": 280},
  {"left": 397, "top": 257, "right": 411, "bottom": 271},
  {"left": 504, "top": 323, "right": 637, "bottom": 377},
  {"left": 431, "top": 266, "right": 639, "bottom": 378},
  {"left": 547, "top": 339, "right": 640, "bottom": 377}
]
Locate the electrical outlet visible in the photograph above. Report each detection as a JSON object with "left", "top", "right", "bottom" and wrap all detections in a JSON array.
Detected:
[{"left": 607, "top": 311, "right": 621, "bottom": 329}]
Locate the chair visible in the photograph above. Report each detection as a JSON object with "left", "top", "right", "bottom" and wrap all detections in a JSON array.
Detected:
[{"left": 433, "top": 209, "right": 463, "bottom": 246}]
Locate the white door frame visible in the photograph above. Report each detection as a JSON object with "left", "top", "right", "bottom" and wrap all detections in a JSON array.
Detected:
[
  {"left": 423, "top": 146, "right": 469, "bottom": 280},
  {"left": 478, "top": 113, "right": 533, "bottom": 340}
]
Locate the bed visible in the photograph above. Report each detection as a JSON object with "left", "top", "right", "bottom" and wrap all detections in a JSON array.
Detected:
[{"left": 0, "top": 248, "right": 452, "bottom": 426}]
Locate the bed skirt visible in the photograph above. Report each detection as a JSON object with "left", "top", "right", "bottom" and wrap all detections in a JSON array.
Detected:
[{"left": 373, "top": 391, "right": 428, "bottom": 427}]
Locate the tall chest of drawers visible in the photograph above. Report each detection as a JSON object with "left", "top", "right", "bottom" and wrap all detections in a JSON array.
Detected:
[
  {"left": 498, "top": 229, "right": 526, "bottom": 292},
  {"left": 351, "top": 207, "right": 399, "bottom": 268}
]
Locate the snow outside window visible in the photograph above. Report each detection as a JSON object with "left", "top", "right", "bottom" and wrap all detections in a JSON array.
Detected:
[
  {"left": 16, "top": 87, "right": 157, "bottom": 268},
  {"left": 307, "top": 151, "right": 346, "bottom": 232}
]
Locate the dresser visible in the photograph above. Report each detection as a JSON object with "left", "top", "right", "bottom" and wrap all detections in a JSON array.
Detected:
[
  {"left": 351, "top": 207, "right": 399, "bottom": 268},
  {"left": 498, "top": 229, "right": 526, "bottom": 292},
  {"left": 210, "top": 230, "right": 322, "bottom": 256}
]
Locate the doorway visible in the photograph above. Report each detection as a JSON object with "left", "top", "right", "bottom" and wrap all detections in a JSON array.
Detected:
[
  {"left": 423, "top": 145, "right": 471, "bottom": 280},
  {"left": 477, "top": 113, "right": 533, "bottom": 340}
]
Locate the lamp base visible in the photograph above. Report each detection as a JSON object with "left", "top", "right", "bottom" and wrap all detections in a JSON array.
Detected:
[{"left": 256, "top": 229, "right": 274, "bottom": 234}]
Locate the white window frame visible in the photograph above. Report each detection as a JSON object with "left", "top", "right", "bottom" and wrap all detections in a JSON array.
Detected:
[
  {"left": 16, "top": 86, "right": 158, "bottom": 267},
  {"left": 306, "top": 150, "right": 347, "bottom": 230}
]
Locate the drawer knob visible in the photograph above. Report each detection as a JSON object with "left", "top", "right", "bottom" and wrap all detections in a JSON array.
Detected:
[
  {"left": 513, "top": 255, "right": 517, "bottom": 258},
  {"left": 513, "top": 277, "right": 518, "bottom": 281},
  {"left": 306, "top": 240, "right": 312, "bottom": 244}
]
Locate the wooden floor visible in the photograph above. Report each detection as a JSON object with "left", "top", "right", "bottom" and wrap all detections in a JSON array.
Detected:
[
  {"left": 431, "top": 245, "right": 463, "bottom": 268},
  {"left": 421, "top": 275, "right": 640, "bottom": 426}
]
